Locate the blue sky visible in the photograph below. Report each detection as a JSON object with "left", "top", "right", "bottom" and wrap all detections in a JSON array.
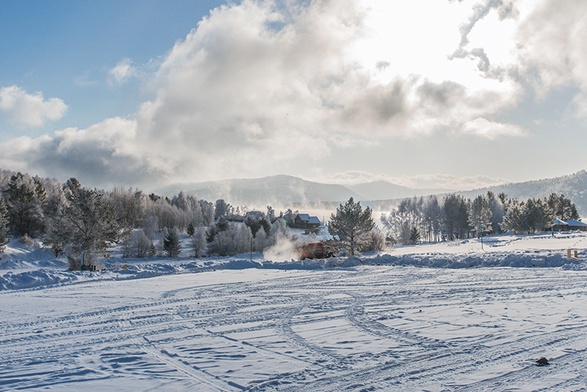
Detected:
[
  {"left": 0, "top": 0, "right": 224, "bottom": 135},
  {"left": 1, "top": 0, "right": 587, "bottom": 191}
]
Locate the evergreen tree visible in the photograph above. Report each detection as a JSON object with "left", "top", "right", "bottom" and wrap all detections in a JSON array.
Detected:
[
  {"left": 328, "top": 197, "right": 375, "bottom": 255},
  {"left": 163, "top": 227, "right": 181, "bottom": 257},
  {"left": 57, "top": 178, "right": 120, "bottom": 270},
  {"left": 187, "top": 222, "right": 195, "bottom": 236},
  {"left": 544, "top": 193, "right": 579, "bottom": 222},
  {"left": 214, "top": 199, "right": 232, "bottom": 221},
  {"left": 5, "top": 172, "right": 44, "bottom": 237},
  {"left": 409, "top": 226, "right": 420, "bottom": 244},
  {"left": 469, "top": 195, "right": 492, "bottom": 238},
  {"left": 522, "top": 198, "right": 547, "bottom": 234},
  {"left": 501, "top": 201, "right": 524, "bottom": 234},
  {"left": 422, "top": 195, "right": 442, "bottom": 242},
  {"left": 0, "top": 197, "right": 9, "bottom": 246},
  {"left": 443, "top": 194, "right": 470, "bottom": 240}
]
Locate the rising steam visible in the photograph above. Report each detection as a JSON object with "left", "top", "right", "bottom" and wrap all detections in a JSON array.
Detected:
[{"left": 263, "top": 234, "right": 302, "bottom": 262}]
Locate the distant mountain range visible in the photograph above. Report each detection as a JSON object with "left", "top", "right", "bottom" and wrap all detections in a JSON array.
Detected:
[
  {"left": 156, "top": 174, "right": 449, "bottom": 207},
  {"left": 157, "top": 170, "right": 587, "bottom": 216}
]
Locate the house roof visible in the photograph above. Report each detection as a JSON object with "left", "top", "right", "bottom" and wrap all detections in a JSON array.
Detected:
[
  {"left": 564, "top": 219, "right": 587, "bottom": 227},
  {"left": 553, "top": 218, "right": 568, "bottom": 226},
  {"left": 308, "top": 216, "right": 321, "bottom": 225}
]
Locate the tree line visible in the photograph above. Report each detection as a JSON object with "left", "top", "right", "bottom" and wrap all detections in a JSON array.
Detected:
[
  {"left": 381, "top": 192, "right": 579, "bottom": 245},
  {"left": 0, "top": 170, "right": 580, "bottom": 269},
  {"left": 0, "top": 171, "right": 297, "bottom": 269}
]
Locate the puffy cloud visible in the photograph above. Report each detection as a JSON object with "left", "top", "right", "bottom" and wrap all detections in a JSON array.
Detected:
[
  {"left": 5, "top": 0, "right": 586, "bottom": 188},
  {"left": 0, "top": 85, "right": 67, "bottom": 128},
  {"left": 129, "top": 0, "right": 529, "bottom": 182},
  {"left": 514, "top": 0, "right": 587, "bottom": 109},
  {"left": 0, "top": 117, "right": 161, "bottom": 188},
  {"left": 462, "top": 117, "right": 527, "bottom": 139},
  {"left": 108, "top": 58, "right": 139, "bottom": 85}
]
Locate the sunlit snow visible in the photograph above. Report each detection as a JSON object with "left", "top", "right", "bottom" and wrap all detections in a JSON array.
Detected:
[{"left": 1, "top": 233, "right": 586, "bottom": 390}]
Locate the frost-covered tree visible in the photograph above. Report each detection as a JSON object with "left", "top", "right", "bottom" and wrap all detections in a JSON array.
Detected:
[
  {"left": 56, "top": 178, "right": 120, "bottom": 270},
  {"left": 501, "top": 201, "right": 524, "bottom": 234},
  {"left": 329, "top": 197, "right": 375, "bottom": 255},
  {"left": 422, "top": 195, "right": 443, "bottom": 242},
  {"left": 192, "top": 227, "right": 208, "bottom": 257},
  {"left": 381, "top": 210, "right": 412, "bottom": 245},
  {"left": 381, "top": 197, "right": 424, "bottom": 246},
  {"left": 365, "top": 228, "right": 386, "bottom": 251},
  {"left": 469, "top": 195, "right": 492, "bottom": 238},
  {"left": 106, "top": 187, "right": 146, "bottom": 230},
  {"left": 163, "top": 227, "right": 181, "bottom": 257},
  {"left": 122, "top": 229, "right": 153, "bottom": 258},
  {"left": 544, "top": 193, "right": 579, "bottom": 222}
]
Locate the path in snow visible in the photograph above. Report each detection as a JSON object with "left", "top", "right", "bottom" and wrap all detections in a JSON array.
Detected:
[{"left": 1, "top": 267, "right": 586, "bottom": 391}]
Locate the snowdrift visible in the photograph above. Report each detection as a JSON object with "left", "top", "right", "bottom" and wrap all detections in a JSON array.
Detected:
[{"left": 1, "top": 232, "right": 586, "bottom": 291}]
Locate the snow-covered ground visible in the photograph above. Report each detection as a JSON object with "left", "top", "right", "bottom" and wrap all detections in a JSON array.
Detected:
[{"left": 1, "top": 233, "right": 587, "bottom": 390}]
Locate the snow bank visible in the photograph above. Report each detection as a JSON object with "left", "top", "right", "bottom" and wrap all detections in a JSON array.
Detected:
[{"left": 1, "top": 233, "right": 587, "bottom": 291}]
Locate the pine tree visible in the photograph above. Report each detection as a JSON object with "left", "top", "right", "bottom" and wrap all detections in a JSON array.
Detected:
[
  {"left": 409, "top": 227, "right": 420, "bottom": 244},
  {"left": 5, "top": 172, "right": 44, "bottom": 237},
  {"left": 328, "top": 197, "right": 375, "bottom": 255},
  {"left": 443, "top": 194, "right": 470, "bottom": 240},
  {"left": 163, "top": 227, "right": 181, "bottom": 257},
  {"left": 469, "top": 195, "right": 492, "bottom": 238},
  {"left": 57, "top": 178, "right": 120, "bottom": 270},
  {"left": 501, "top": 202, "right": 524, "bottom": 234},
  {"left": 0, "top": 197, "right": 9, "bottom": 246}
]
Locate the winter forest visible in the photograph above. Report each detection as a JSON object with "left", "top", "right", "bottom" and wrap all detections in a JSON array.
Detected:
[{"left": 0, "top": 169, "right": 580, "bottom": 270}]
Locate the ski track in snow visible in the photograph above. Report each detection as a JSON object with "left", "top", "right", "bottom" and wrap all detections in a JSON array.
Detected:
[{"left": 1, "top": 266, "right": 587, "bottom": 391}]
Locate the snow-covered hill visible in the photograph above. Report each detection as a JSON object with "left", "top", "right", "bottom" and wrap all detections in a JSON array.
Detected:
[
  {"left": 155, "top": 175, "right": 448, "bottom": 207},
  {"left": 460, "top": 169, "right": 587, "bottom": 215},
  {"left": 155, "top": 171, "right": 587, "bottom": 216}
]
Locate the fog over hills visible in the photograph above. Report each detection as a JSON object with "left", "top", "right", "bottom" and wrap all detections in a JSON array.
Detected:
[
  {"left": 157, "top": 170, "right": 587, "bottom": 216},
  {"left": 156, "top": 175, "right": 364, "bottom": 207},
  {"left": 156, "top": 175, "right": 450, "bottom": 207}
]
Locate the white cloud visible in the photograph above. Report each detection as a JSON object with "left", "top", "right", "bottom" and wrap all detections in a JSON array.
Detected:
[
  {"left": 2, "top": 0, "right": 585, "bottom": 187},
  {"left": 128, "top": 0, "right": 531, "bottom": 182},
  {"left": 0, "top": 85, "right": 67, "bottom": 128},
  {"left": 515, "top": 1, "right": 587, "bottom": 104},
  {"left": 108, "top": 58, "right": 138, "bottom": 85},
  {"left": 0, "top": 117, "right": 160, "bottom": 188},
  {"left": 462, "top": 117, "right": 528, "bottom": 139}
]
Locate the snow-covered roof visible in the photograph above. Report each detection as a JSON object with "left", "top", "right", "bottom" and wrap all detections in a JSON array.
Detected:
[
  {"left": 308, "top": 216, "right": 321, "bottom": 225},
  {"left": 553, "top": 218, "right": 568, "bottom": 226},
  {"left": 564, "top": 219, "right": 587, "bottom": 227}
]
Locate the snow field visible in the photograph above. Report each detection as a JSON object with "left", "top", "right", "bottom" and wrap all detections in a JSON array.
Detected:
[
  {"left": 1, "top": 265, "right": 587, "bottom": 391},
  {"left": 1, "top": 232, "right": 587, "bottom": 390}
]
